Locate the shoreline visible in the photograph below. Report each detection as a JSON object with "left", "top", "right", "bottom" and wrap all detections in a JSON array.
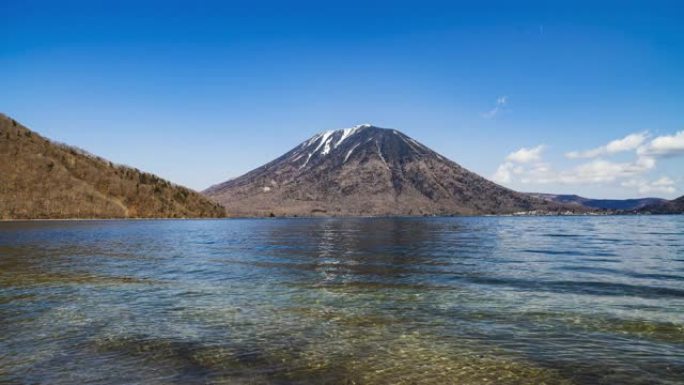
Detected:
[{"left": 0, "top": 212, "right": 678, "bottom": 222}]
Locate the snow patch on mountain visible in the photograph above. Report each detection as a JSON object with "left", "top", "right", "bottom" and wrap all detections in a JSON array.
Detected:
[
  {"left": 304, "top": 124, "right": 373, "bottom": 157},
  {"left": 313, "top": 130, "right": 335, "bottom": 154},
  {"left": 344, "top": 143, "right": 360, "bottom": 163},
  {"left": 335, "top": 125, "right": 362, "bottom": 147}
]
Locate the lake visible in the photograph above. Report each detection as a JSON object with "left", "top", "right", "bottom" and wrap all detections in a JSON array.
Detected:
[{"left": 1, "top": 217, "right": 682, "bottom": 384}]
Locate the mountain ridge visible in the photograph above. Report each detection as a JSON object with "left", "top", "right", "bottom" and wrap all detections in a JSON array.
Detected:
[
  {"left": 636, "top": 195, "right": 684, "bottom": 214},
  {"left": 527, "top": 193, "right": 666, "bottom": 211}
]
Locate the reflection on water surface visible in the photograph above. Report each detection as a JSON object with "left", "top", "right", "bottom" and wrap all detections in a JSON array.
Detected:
[{"left": 1, "top": 217, "right": 683, "bottom": 384}]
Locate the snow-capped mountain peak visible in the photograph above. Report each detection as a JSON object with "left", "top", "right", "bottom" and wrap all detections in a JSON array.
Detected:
[{"left": 204, "top": 124, "right": 568, "bottom": 216}]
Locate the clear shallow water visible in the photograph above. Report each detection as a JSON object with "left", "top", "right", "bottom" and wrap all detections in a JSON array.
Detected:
[{"left": 0, "top": 217, "right": 682, "bottom": 385}]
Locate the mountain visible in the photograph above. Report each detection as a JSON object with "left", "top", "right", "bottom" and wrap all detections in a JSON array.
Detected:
[
  {"left": 0, "top": 114, "right": 224, "bottom": 219},
  {"left": 205, "top": 124, "right": 575, "bottom": 216},
  {"left": 528, "top": 193, "right": 665, "bottom": 211},
  {"left": 636, "top": 195, "right": 684, "bottom": 214}
]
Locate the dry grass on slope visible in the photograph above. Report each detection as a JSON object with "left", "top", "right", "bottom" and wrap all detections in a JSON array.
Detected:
[{"left": 0, "top": 114, "right": 224, "bottom": 219}]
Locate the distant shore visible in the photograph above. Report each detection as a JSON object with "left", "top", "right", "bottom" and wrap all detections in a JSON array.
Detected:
[{"left": 1, "top": 211, "right": 679, "bottom": 222}]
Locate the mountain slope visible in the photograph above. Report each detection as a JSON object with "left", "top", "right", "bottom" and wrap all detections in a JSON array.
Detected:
[
  {"left": 528, "top": 193, "right": 665, "bottom": 211},
  {"left": 637, "top": 195, "right": 684, "bottom": 214},
  {"left": 0, "top": 114, "right": 224, "bottom": 219},
  {"left": 205, "top": 124, "right": 573, "bottom": 216}
]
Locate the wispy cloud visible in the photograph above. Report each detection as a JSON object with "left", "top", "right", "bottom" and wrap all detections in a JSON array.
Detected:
[
  {"left": 482, "top": 96, "right": 508, "bottom": 119},
  {"left": 565, "top": 132, "right": 648, "bottom": 159}
]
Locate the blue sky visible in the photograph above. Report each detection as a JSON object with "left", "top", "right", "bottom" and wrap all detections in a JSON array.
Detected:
[{"left": 2, "top": 0, "right": 683, "bottom": 198}]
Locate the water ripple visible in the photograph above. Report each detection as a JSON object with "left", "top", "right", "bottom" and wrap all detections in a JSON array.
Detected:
[{"left": 0, "top": 216, "right": 682, "bottom": 384}]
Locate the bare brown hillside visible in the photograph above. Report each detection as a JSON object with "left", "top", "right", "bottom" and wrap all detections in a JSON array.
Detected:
[{"left": 0, "top": 114, "right": 224, "bottom": 219}]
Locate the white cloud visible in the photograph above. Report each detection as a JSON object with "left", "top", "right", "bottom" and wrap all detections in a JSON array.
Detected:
[
  {"left": 506, "top": 145, "right": 545, "bottom": 163},
  {"left": 482, "top": 96, "right": 508, "bottom": 119},
  {"left": 493, "top": 145, "right": 659, "bottom": 191},
  {"left": 653, "top": 176, "right": 676, "bottom": 186},
  {"left": 493, "top": 145, "right": 547, "bottom": 183},
  {"left": 493, "top": 162, "right": 524, "bottom": 183},
  {"left": 558, "top": 158, "right": 655, "bottom": 184},
  {"left": 496, "top": 158, "right": 653, "bottom": 185},
  {"left": 565, "top": 132, "right": 648, "bottom": 159},
  {"left": 492, "top": 163, "right": 514, "bottom": 183},
  {"left": 621, "top": 177, "right": 676, "bottom": 195},
  {"left": 637, "top": 130, "right": 684, "bottom": 157},
  {"left": 493, "top": 129, "right": 683, "bottom": 197}
]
